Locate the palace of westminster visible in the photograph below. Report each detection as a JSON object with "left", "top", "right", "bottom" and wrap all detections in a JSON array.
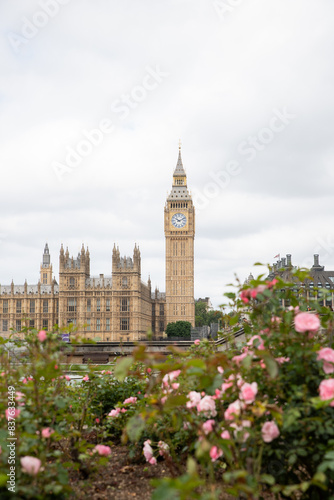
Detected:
[{"left": 0, "top": 147, "right": 195, "bottom": 341}]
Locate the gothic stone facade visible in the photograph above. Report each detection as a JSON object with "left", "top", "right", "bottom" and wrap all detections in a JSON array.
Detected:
[{"left": 0, "top": 148, "right": 195, "bottom": 340}]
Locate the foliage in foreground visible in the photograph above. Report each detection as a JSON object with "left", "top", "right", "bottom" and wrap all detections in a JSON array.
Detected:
[{"left": 0, "top": 268, "right": 334, "bottom": 499}]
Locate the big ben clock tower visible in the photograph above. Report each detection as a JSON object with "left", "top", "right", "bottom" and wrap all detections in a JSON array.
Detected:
[{"left": 165, "top": 143, "right": 195, "bottom": 327}]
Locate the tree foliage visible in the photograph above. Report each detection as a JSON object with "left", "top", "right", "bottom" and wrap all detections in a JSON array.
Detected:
[
  {"left": 166, "top": 321, "right": 191, "bottom": 338},
  {"left": 195, "top": 301, "right": 221, "bottom": 327}
]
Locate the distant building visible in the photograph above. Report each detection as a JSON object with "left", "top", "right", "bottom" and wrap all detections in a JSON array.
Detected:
[
  {"left": 267, "top": 254, "right": 334, "bottom": 309},
  {"left": 0, "top": 147, "right": 196, "bottom": 340},
  {"left": 196, "top": 297, "right": 213, "bottom": 311}
]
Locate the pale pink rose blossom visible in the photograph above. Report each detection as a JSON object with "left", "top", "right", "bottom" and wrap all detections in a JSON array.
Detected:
[
  {"left": 143, "top": 440, "right": 154, "bottom": 462},
  {"left": 294, "top": 312, "right": 320, "bottom": 334},
  {"left": 20, "top": 456, "right": 42, "bottom": 475},
  {"left": 221, "top": 430, "right": 231, "bottom": 439},
  {"left": 319, "top": 379, "right": 334, "bottom": 406},
  {"left": 194, "top": 339, "right": 200, "bottom": 345},
  {"left": 232, "top": 352, "right": 249, "bottom": 365},
  {"left": 38, "top": 330, "right": 47, "bottom": 342},
  {"left": 210, "top": 446, "right": 223, "bottom": 462},
  {"left": 15, "top": 392, "right": 25, "bottom": 401},
  {"left": 41, "top": 428, "right": 54, "bottom": 438},
  {"left": 202, "top": 419, "right": 215, "bottom": 435},
  {"left": 108, "top": 408, "right": 121, "bottom": 417},
  {"left": 247, "top": 335, "right": 265, "bottom": 350},
  {"left": 121, "top": 408, "right": 127, "bottom": 413},
  {"left": 123, "top": 397, "right": 137, "bottom": 405},
  {"left": 65, "top": 375, "right": 70, "bottom": 381},
  {"left": 276, "top": 357, "right": 290, "bottom": 364},
  {"left": 186, "top": 391, "right": 202, "bottom": 408},
  {"left": 162, "top": 370, "right": 181, "bottom": 387},
  {"left": 82, "top": 375, "right": 89, "bottom": 382},
  {"left": 261, "top": 421, "right": 280, "bottom": 443},
  {"left": 171, "top": 383, "right": 180, "bottom": 390},
  {"left": 6, "top": 408, "right": 20, "bottom": 420},
  {"left": 158, "top": 441, "right": 170, "bottom": 456},
  {"left": 239, "top": 382, "right": 258, "bottom": 404},
  {"left": 217, "top": 366, "right": 224, "bottom": 374},
  {"left": 317, "top": 348, "right": 334, "bottom": 374},
  {"left": 197, "top": 395, "right": 217, "bottom": 417},
  {"left": 224, "top": 400, "right": 244, "bottom": 421},
  {"left": 160, "top": 396, "right": 167, "bottom": 405},
  {"left": 231, "top": 420, "right": 251, "bottom": 441},
  {"left": 149, "top": 457, "right": 157, "bottom": 465},
  {"left": 93, "top": 444, "right": 112, "bottom": 456}
]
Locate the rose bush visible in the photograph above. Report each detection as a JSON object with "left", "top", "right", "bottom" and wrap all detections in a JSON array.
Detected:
[{"left": 0, "top": 267, "right": 334, "bottom": 499}]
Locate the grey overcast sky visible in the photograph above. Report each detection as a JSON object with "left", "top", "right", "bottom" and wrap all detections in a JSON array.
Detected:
[{"left": 1, "top": 0, "right": 334, "bottom": 308}]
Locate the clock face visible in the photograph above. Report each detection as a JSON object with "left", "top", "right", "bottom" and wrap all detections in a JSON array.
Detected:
[{"left": 171, "top": 213, "right": 187, "bottom": 228}]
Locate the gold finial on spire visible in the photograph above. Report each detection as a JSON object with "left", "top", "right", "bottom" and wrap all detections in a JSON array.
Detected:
[{"left": 178, "top": 139, "right": 182, "bottom": 150}]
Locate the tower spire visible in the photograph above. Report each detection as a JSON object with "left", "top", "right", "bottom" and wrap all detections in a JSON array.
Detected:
[{"left": 174, "top": 141, "right": 186, "bottom": 177}]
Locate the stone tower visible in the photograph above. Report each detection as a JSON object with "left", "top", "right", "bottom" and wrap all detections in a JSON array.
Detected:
[
  {"left": 40, "top": 243, "right": 53, "bottom": 285},
  {"left": 164, "top": 145, "right": 195, "bottom": 327}
]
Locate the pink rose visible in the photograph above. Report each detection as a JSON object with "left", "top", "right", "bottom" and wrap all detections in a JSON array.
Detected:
[
  {"left": 261, "top": 421, "right": 280, "bottom": 443},
  {"left": 108, "top": 408, "right": 121, "bottom": 417},
  {"left": 123, "top": 397, "right": 137, "bottom": 405},
  {"left": 247, "top": 335, "right": 265, "bottom": 350},
  {"left": 147, "top": 368, "right": 152, "bottom": 373},
  {"left": 275, "top": 357, "right": 290, "bottom": 364},
  {"left": 194, "top": 339, "right": 200, "bottom": 345},
  {"left": 240, "top": 290, "right": 250, "bottom": 303},
  {"left": 231, "top": 420, "right": 251, "bottom": 442},
  {"left": 41, "top": 428, "right": 54, "bottom": 438},
  {"left": 217, "top": 366, "right": 224, "bottom": 374},
  {"left": 38, "top": 330, "right": 47, "bottom": 342},
  {"left": 319, "top": 379, "right": 334, "bottom": 406},
  {"left": 93, "top": 444, "right": 111, "bottom": 456},
  {"left": 224, "top": 400, "right": 244, "bottom": 421},
  {"left": 232, "top": 352, "right": 249, "bottom": 365},
  {"left": 239, "top": 382, "right": 258, "bottom": 404},
  {"left": 317, "top": 348, "right": 334, "bottom": 374},
  {"left": 250, "top": 285, "right": 267, "bottom": 298},
  {"left": 158, "top": 441, "right": 170, "bottom": 456},
  {"left": 160, "top": 396, "right": 167, "bottom": 405},
  {"left": 65, "top": 375, "right": 70, "bottom": 381},
  {"left": 197, "top": 395, "right": 217, "bottom": 417},
  {"left": 294, "top": 312, "right": 320, "bottom": 334},
  {"left": 149, "top": 456, "right": 157, "bottom": 465},
  {"left": 221, "top": 430, "right": 231, "bottom": 439},
  {"left": 143, "top": 440, "right": 154, "bottom": 462},
  {"left": 20, "top": 456, "right": 42, "bottom": 475},
  {"left": 162, "top": 370, "right": 181, "bottom": 387},
  {"left": 186, "top": 391, "right": 202, "bottom": 408},
  {"left": 6, "top": 408, "right": 20, "bottom": 420},
  {"left": 82, "top": 375, "right": 89, "bottom": 382},
  {"left": 202, "top": 419, "right": 215, "bottom": 435},
  {"left": 210, "top": 446, "right": 223, "bottom": 462}
]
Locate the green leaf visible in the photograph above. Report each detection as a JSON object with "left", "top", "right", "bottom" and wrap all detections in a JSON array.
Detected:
[
  {"left": 0, "top": 474, "right": 8, "bottom": 487},
  {"left": 164, "top": 395, "right": 187, "bottom": 410},
  {"left": 126, "top": 415, "right": 146, "bottom": 442},
  {"left": 260, "top": 474, "right": 275, "bottom": 486},
  {"left": 262, "top": 354, "right": 278, "bottom": 378},
  {"left": 114, "top": 356, "right": 134, "bottom": 381},
  {"left": 186, "top": 359, "right": 206, "bottom": 370}
]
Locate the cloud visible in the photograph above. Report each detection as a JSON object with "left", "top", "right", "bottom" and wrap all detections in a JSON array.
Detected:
[{"left": 0, "top": 0, "right": 334, "bottom": 308}]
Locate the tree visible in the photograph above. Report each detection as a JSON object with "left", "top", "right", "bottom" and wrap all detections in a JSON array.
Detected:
[
  {"left": 195, "top": 301, "right": 222, "bottom": 327},
  {"left": 166, "top": 321, "right": 191, "bottom": 338}
]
